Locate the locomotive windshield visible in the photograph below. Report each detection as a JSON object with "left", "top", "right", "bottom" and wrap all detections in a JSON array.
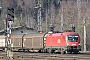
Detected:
[{"left": 68, "top": 35, "right": 78, "bottom": 42}]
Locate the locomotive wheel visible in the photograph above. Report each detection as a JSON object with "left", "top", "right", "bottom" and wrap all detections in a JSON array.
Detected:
[
  {"left": 47, "top": 49, "right": 52, "bottom": 54},
  {"left": 48, "top": 49, "right": 51, "bottom": 53},
  {"left": 62, "top": 51, "right": 66, "bottom": 54},
  {"left": 39, "top": 49, "right": 45, "bottom": 53},
  {"left": 38, "top": 50, "right": 41, "bottom": 53},
  {"left": 73, "top": 51, "right": 79, "bottom": 54},
  {"left": 44, "top": 49, "right": 48, "bottom": 53},
  {"left": 48, "top": 49, "right": 55, "bottom": 54},
  {"left": 69, "top": 51, "right": 72, "bottom": 54}
]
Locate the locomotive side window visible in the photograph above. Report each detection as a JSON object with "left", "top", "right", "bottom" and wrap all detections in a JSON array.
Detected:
[{"left": 68, "top": 35, "right": 78, "bottom": 42}]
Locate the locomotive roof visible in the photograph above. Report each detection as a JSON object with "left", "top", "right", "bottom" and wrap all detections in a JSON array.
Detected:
[
  {"left": 47, "top": 33, "right": 63, "bottom": 36},
  {"left": 63, "top": 32, "right": 79, "bottom": 36},
  {"left": 47, "top": 32, "right": 79, "bottom": 36}
]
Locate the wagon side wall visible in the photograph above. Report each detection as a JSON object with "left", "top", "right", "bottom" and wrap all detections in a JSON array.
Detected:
[{"left": 23, "top": 34, "right": 45, "bottom": 50}]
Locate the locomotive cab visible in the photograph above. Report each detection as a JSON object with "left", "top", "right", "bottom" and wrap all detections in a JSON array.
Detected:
[{"left": 65, "top": 32, "right": 81, "bottom": 53}]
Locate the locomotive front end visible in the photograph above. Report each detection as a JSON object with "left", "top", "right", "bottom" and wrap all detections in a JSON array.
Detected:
[{"left": 66, "top": 33, "right": 81, "bottom": 53}]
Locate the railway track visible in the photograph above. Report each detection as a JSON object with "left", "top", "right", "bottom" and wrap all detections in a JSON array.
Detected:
[{"left": 0, "top": 51, "right": 90, "bottom": 60}]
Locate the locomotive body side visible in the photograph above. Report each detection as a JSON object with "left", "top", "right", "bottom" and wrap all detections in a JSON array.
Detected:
[
  {"left": 45, "top": 33, "right": 67, "bottom": 53},
  {"left": 45, "top": 33, "right": 66, "bottom": 46}
]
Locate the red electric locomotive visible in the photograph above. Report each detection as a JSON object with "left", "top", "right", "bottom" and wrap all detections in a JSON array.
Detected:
[{"left": 44, "top": 31, "right": 81, "bottom": 54}]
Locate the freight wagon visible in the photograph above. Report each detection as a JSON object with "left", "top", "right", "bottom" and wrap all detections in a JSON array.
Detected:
[
  {"left": 11, "top": 34, "right": 24, "bottom": 51},
  {"left": 11, "top": 33, "right": 45, "bottom": 52},
  {"left": 0, "top": 35, "right": 5, "bottom": 50}
]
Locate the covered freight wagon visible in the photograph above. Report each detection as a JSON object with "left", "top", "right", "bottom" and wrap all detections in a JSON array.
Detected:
[
  {"left": 23, "top": 33, "right": 44, "bottom": 51},
  {"left": 11, "top": 34, "right": 24, "bottom": 51},
  {"left": 11, "top": 33, "right": 45, "bottom": 52},
  {"left": 0, "top": 35, "right": 5, "bottom": 50}
]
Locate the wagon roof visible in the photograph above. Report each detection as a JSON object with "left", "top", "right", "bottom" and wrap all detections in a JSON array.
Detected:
[
  {"left": 0, "top": 35, "right": 5, "bottom": 39},
  {"left": 24, "top": 33, "right": 45, "bottom": 38},
  {"left": 12, "top": 34, "right": 24, "bottom": 38}
]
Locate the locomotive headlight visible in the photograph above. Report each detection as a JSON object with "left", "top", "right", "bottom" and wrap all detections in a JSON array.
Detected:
[
  {"left": 79, "top": 44, "right": 80, "bottom": 45},
  {"left": 67, "top": 43, "right": 69, "bottom": 46},
  {"left": 78, "top": 43, "right": 80, "bottom": 46}
]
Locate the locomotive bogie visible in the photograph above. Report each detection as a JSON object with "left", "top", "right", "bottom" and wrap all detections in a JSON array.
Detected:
[
  {"left": 45, "top": 46, "right": 67, "bottom": 54},
  {"left": 67, "top": 46, "right": 81, "bottom": 53}
]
